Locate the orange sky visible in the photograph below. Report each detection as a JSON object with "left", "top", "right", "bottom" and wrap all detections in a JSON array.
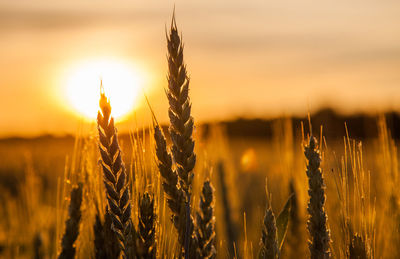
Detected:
[{"left": 1, "top": 0, "right": 400, "bottom": 136}]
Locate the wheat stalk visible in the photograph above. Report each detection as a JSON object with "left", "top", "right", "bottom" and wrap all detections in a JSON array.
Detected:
[
  {"left": 259, "top": 184, "right": 279, "bottom": 259},
  {"left": 154, "top": 125, "right": 198, "bottom": 258},
  {"left": 58, "top": 183, "right": 83, "bottom": 259},
  {"left": 152, "top": 13, "right": 200, "bottom": 258},
  {"left": 305, "top": 136, "right": 331, "bottom": 259},
  {"left": 196, "top": 180, "right": 216, "bottom": 259},
  {"left": 138, "top": 192, "right": 156, "bottom": 259},
  {"left": 97, "top": 89, "right": 135, "bottom": 259},
  {"left": 166, "top": 14, "right": 196, "bottom": 199}
]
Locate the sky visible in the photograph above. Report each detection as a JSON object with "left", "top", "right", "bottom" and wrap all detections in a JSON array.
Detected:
[{"left": 1, "top": 0, "right": 400, "bottom": 136}]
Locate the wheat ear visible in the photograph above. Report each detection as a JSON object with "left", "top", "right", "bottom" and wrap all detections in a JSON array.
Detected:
[
  {"left": 93, "top": 209, "right": 121, "bottom": 259},
  {"left": 153, "top": 12, "right": 199, "bottom": 258},
  {"left": 166, "top": 15, "right": 196, "bottom": 199},
  {"left": 166, "top": 18, "right": 196, "bottom": 256},
  {"left": 97, "top": 90, "right": 134, "bottom": 258},
  {"left": 58, "top": 183, "right": 83, "bottom": 259},
  {"left": 349, "top": 234, "right": 369, "bottom": 259},
  {"left": 154, "top": 125, "right": 198, "bottom": 258},
  {"left": 196, "top": 180, "right": 216, "bottom": 259},
  {"left": 138, "top": 192, "right": 157, "bottom": 259},
  {"left": 259, "top": 184, "right": 279, "bottom": 259},
  {"left": 305, "top": 136, "right": 331, "bottom": 259}
]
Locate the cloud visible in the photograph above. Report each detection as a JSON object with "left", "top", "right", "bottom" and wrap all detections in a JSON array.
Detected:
[{"left": 0, "top": 6, "right": 164, "bottom": 31}]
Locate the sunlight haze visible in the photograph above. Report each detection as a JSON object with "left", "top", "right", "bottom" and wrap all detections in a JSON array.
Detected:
[
  {"left": 1, "top": 0, "right": 400, "bottom": 136},
  {"left": 62, "top": 59, "right": 145, "bottom": 121}
]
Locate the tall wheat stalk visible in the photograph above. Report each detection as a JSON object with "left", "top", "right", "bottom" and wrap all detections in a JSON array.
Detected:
[
  {"left": 97, "top": 88, "right": 135, "bottom": 258},
  {"left": 305, "top": 136, "right": 331, "bottom": 259},
  {"left": 166, "top": 15, "right": 196, "bottom": 200},
  {"left": 58, "top": 183, "right": 83, "bottom": 259},
  {"left": 153, "top": 14, "right": 200, "bottom": 258}
]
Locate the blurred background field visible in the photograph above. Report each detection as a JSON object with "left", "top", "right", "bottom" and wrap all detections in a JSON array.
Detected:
[{"left": 1, "top": 109, "right": 400, "bottom": 258}]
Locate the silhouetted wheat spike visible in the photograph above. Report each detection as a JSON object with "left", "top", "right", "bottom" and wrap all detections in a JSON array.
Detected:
[
  {"left": 154, "top": 125, "right": 183, "bottom": 224},
  {"left": 93, "top": 210, "right": 121, "bottom": 259},
  {"left": 349, "top": 234, "right": 369, "bottom": 259},
  {"left": 97, "top": 89, "right": 134, "bottom": 259},
  {"left": 259, "top": 187, "right": 279, "bottom": 259},
  {"left": 154, "top": 125, "right": 199, "bottom": 258},
  {"left": 196, "top": 180, "right": 216, "bottom": 259},
  {"left": 167, "top": 15, "right": 196, "bottom": 199},
  {"left": 58, "top": 183, "right": 83, "bottom": 259},
  {"left": 305, "top": 136, "right": 331, "bottom": 259},
  {"left": 137, "top": 192, "right": 156, "bottom": 259},
  {"left": 166, "top": 17, "right": 196, "bottom": 255}
]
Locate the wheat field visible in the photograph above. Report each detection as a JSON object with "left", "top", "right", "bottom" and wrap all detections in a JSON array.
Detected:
[{"left": 1, "top": 12, "right": 400, "bottom": 259}]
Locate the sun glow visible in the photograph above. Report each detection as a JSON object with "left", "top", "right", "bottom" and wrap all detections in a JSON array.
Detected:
[{"left": 64, "top": 59, "right": 143, "bottom": 120}]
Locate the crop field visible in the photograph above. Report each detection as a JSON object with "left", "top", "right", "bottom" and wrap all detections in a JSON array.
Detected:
[
  {"left": 1, "top": 112, "right": 399, "bottom": 259},
  {"left": 2, "top": 2, "right": 400, "bottom": 259}
]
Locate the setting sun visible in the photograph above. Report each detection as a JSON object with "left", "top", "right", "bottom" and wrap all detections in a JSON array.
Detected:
[{"left": 64, "top": 59, "right": 143, "bottom": 120}]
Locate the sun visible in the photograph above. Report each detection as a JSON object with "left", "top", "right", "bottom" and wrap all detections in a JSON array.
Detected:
[{"left": 64, "top": 59, "right": 143, "bottom": 120}]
